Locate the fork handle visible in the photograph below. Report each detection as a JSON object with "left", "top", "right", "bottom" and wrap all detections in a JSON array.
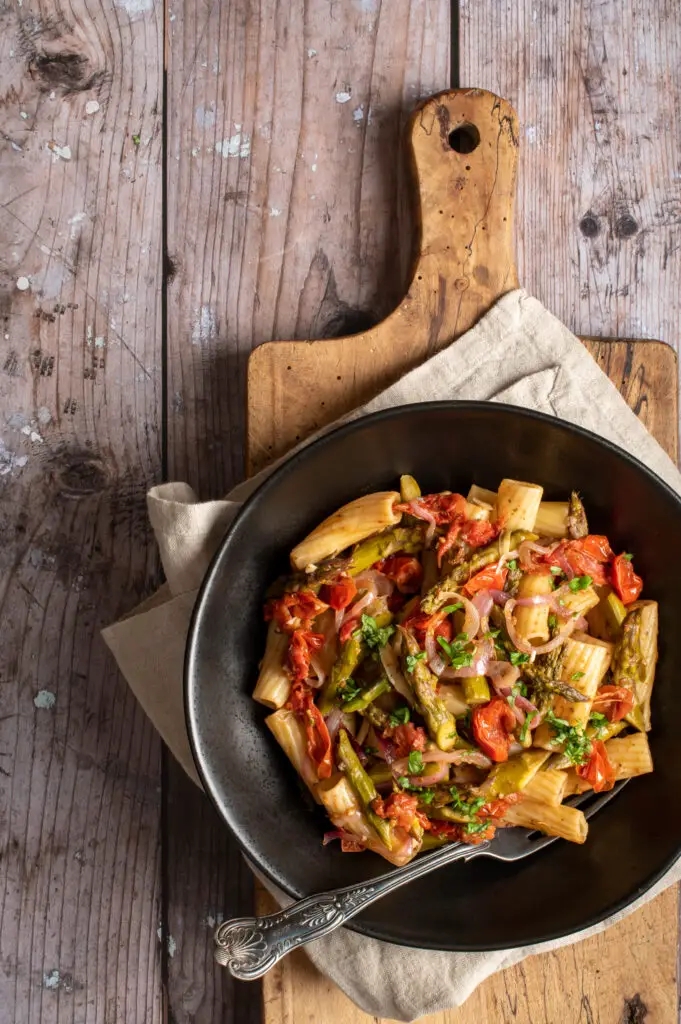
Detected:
[{"left": 214, "top": 841, "right": 488, "bottom": 980}]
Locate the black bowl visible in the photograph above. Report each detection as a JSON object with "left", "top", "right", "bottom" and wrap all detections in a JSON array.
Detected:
[{"left": 185, "top": 402, "right": 681, "bottom": 950}]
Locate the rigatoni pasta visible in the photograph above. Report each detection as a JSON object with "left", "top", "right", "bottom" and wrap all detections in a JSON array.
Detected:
[{"left": 257, "top": 479, "right": 656, "bottom": 863}]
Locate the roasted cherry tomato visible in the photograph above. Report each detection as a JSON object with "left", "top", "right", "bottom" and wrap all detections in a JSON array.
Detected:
[
  {"left": 376, "top": 555, "right": 423, "bottom": 594},
  {"left": 480, "top": 792, "right": 522, "bottom": 819},
  {"left": 372, "top": 792, "right": 419, "bottom": 830},
  {"left": 591, "top": 684, "right": 635, "bottom": 722},
  {"left": 320, "top": 574, "right": 357, "bottom": 610},
  {"left": 611, "top": 553, "right": 643, "bottom": 605},
  {"left": 460, "top": 519, "right": 498, "bottom": 549},
  {"left": 287, "top": 680, "right": 332, "bottom": 779},
  {"left": 395, "top": 492, "right": 467, "bottom": 526},
  {"left": 463, "top": 561, "right": 509, "bottom": 597},
  {"left": 547, "top": 535, "right": 613, "bottom": 585},
  {"left": 287, "top": 629, "right": 325, "bottom": 683},
  {"left": 471, "top": 696, "right": 516, "bottom": 762},
  {"left": 265, "top": 590, "right": 328, "bottom": 632},
  {"left": 576, "top": 739, "right": 616, "bottom": 793},
  {"left": 389, "top": 723, "right": 427, "bottom": 758}
]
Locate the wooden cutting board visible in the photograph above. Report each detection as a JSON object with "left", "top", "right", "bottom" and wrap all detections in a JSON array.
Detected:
[{"left": 246, "top": 88, "right": 678, "bottom": 1024}]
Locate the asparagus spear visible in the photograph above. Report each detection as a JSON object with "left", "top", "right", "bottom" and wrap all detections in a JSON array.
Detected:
[
  {"left": 341, "top": 678, "right": 391, "bottom": 713},
  {"left": 421, "top": 530, "right": 536, "bottom": 613},
  {"left": 348, "top": 526, "right": 424, "bottom": 576},
  {"left": 567, "top": 491, "right": 589, "bottom": 539},
  {"left": 401, "top": 631, "right": 458, "bottom": 750},
  {"left": 318, "top": 632, "right": 364, "bottom": 713},
  {"left": 612, "top": 602, "right": 658, "bottom": 731},
  {"left": 337, "top": 729, "right": 393, "bottom": 849}
]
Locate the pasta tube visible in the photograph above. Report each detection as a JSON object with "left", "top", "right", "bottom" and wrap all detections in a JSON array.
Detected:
[
  {"left": 533, "top": 633, "right": 613, "bottom": 745},
  {"left": 496, "top": 479, "right": 543, "bottom": 531},
  {"left": 514, "top": 573, "right": 553, "bottom": 644},
  {"left": 316, "top": 775, "right": 417, "bottom": 866},
  {"left": 253, "top": 622, "right": 291, "bottom": 709},
  {"left": 524, "top": 768, "right": 567, "bottom": 806},
  {"left": 612, "top": 601, "right": 658, "bottom": 732},
  {"left": 290, "top": 491, "right": 401, "bottom": 570},
  {"left": 503, "top": 796, "right": 588, "bottom": 844},
  {"left": 563, "top": 733, "right": 654, "bottom": 795},
  {"left": 467, "top": 484, "right": 497, "bottom": 510},
  {"left": 533, "top": 501, "right": 569, "bottom": 539},
  {"left": 560, "top": 585, "right": 600, "bottom": 619},
  {"left": 266, "top": 710, "right": 321, "bottom": 802}
]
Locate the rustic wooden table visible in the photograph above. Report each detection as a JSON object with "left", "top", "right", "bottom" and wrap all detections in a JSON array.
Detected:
[{"left": 2, "top": 2, "right": 680, "bottom": 1023}]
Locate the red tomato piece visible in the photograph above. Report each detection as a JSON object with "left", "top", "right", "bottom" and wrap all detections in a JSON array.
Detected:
[
  {"left": 320, "top": 574, "right": 357, "bottom": 610},
  {"left": 376, "top": 555, "right": 423, "bottom": 593},
  {"left": 401, "top": 611, "right": 453, "bottom": 647},
  {"left": 266, "top": 590, "right": 329, "bottom": 632},
  {"left": 395, "top": 493, "right": 467, "bottom": 526},
  {"left": 372, "top": 792, "right": 419, "bottom": 830},
  {"left": 427, "top": 820, "right": 496, "bottom": 844},
  {"left": 389, "top": 723, "right": 427, "bottom": 758},
  {"left": 287, "top": 630, "right": 325, "bottom": 683},
  {"left": 460, "top": 519, "right": 499, "bottom": 549},
  {"left": 471, "top": 697, "right": 516, "bottom": 762},
  {"left": 547, "top": 535, "right": 613, "bottom": 585},
  {"left": 611, "top": 553, "right": 643, "bottom": 605},
  {"left": 302, "top": 699, "right": 333, "bottom": 779},
  {"left": 591, "top": 684, "right": 635, "bottom": 722},
  {"left": 576, "top": 739, "right": 616, "bottom": 793},
  {"left": 463, "top": 561, "right": 509, "bottom": 597},
  {"left": 480, "top": 792, "right": 522, "bottom": 819}
]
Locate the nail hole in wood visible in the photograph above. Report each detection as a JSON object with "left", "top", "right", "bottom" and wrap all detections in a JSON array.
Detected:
[
  {"left": 448, "top": 123, "right": 481, "bottom": 154},
  {"left": 417, "top": 275, "right": 422, "bottom": 280},
  {"left": 465, "top": 165, "right": 471, "bottom": 171}
]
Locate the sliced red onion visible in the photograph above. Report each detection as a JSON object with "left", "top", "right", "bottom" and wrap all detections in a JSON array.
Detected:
[
  {"left": 374, "top": 730, "right": 399, "bottom": 764},
  {"left": 334, "top": 608, "right": 344, "bottom": 632},
  {"left": 518, "top": 539, "right": 554, "bottom": 570},
  {"left": 514, "top": 593, "right": 555, "bottom": 608},
  {"left": 507, "top": 741, "right": 524, "bottom": 757},
  {"left": 497, "top": 548, "right": 520, "bottom": 570},
  {"left": 324, "top": 707, "right": 343, "bottom": 741},
  {"left": 347, "top": 729, "right": 368, "bottom": 764},
  {"left": 322, "top": 829, "right": 366, "bottom": 848},
  {"left": 551, "top": 548, "right": 575, "bottom": 580},
  {"left": 489, "top": 588, "right": 511, "bottom": 606},
  {"left": 504, "top": 598, "right": 579, "bottom": 655},
  {"left": 392, "top": 749, "right": 492, "bottom": 770},
  {"left": 338, "top": 590, "right": 374, "bottom": 634},
  {"left": 472, "top": 589, "right": 494, "bottom": 619},
  {"left": 515, "top": 693, "right": 538, "bottom": 714},
  {"left": 487, "top": 661, "right": 521, "bottom": 692},
  {"left": 356, "top": 717, "right": 370, "bottom": 747},
  {"left": 406, "top": 499, "right": 438, "bottom": 545},
  {"left": 425, "top": 629, "right": 447, "bottom": 677},
  {"left": 354, "top": 569, "right": 394, "bottom": 599},
  {"left": 308, "top": 652, "right": 326, "bottom": 688},
  {"left": 380, "top": 645, "right": 414, "bottom": 705},
  {"left": 399, "top": 764, "right": 449, "bottom": 787}
]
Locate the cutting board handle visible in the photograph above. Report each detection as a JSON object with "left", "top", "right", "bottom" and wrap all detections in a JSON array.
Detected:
[{"left": 404, "top": 88, "right": 520, "bottom": 342}]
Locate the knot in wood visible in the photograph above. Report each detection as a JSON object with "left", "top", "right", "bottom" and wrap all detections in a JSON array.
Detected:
[
  {"left": 57, "top": 455, "right": 109, "bottom": 498},
  {"left": 615, "top": 214, "right": 639, "bottom": 239}
]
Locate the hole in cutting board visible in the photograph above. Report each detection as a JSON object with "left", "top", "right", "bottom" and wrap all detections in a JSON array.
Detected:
[{"left": 448, "top": 123, "right": 481, "bottom": 154}]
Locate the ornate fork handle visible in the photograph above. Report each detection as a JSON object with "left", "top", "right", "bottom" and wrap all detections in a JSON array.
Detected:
[{"left": 214, "top": 840, "right": 489, "bottom": 980}]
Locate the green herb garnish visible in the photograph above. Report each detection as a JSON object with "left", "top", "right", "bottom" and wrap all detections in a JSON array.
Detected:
[
  {"left": 419, "top": 788, "right": 436, "bottom": 805},
  {"left": 546, "top": 710, "right": 592, "bottom": 765},
  {"left": 623, "top": 553, "right": 633, "bottom": 561},
  {"left": 571, "top": 671, "right": 585, "bottom": 681},
  {"left": 550, "top": 566, "right": 562, "bottom": 575},
  {"left": 568, "top": 575, "right": 593, "bottom": 592},
  {"left": 589, "top": 711, "right": 609, "bottom": 738},
  {"left": 339, "top": 678, "right": 362, "bottom": 704},
  {"left": 359, "top": 613, "right": 395, "bottom": 652},
  {"left": 509, "top": 650, "right": 530, "bottom": 666},
  {"left": 407, "top": 750, "right": 424, "bottom": 775},
  {"left": 389, "top": 706, "right": 411, "bottom": 727},
  {"left": 449, "top": 787, "right": 485, "bottom": 818},
  {"left": 437, "top": 634, "right": 474, "bottom": 670},
  {"left": 405, "top": 651, "right": 427, "bottom": 674},
  {"left": 442, "top": 603, "right": 463, "bottom": 614},
  {"left": 132, "top": 133, "right": 141, "bottom": 146},
  {"left": 519, "top": 713, "right": 532, "bottom": 744},
  {"left": 507, "top": 559, "right": 518, "bottom": 571},
  {"left": 464, "top": 821, "right": 490, "bottom": 836}
]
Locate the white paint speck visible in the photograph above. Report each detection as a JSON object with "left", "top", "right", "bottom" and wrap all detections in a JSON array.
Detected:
[
  {"left": 95, "top": 336, "right": 106, "bottom": 348},
  {"left": 21, "top": 426, "right": 43, "bottom": 443},
  {"left": 34, "top": 690, "right": 56, "bottom": 710},
  {"left": 269, "top": 207, "right": 282, "bottom": 217},
  {"left": 191, "top": 305, "right": 217, "bottom": 346},
  {"left": 335, "top": 91, "right": 352, "bottom": 104},
  {"left": 69, "top": 212, "right": 86, "bottom": 225},
  {"left": 311, "top": 163, "right": 317, "bottom": 172},
  {"left": 20, "top": 111, "right": 28, "bottom": 120},
  {"left": 169, "top": 11, "right": 175, "bottom": 20},
  {"left": 191, "top": 147, "right": 200, "bottom": 157},
  {"left": 195, "top": 104, "right": 216, "bottom": 129},
  {"left": 215, "top": 133, "right": 251, "bottom": 159},
  {"left": 16, "top": 277, "right": 30, "bottom": 291},
  {"left": 307, "top": 48, "right": 317, "bottom": 58},
  {"left": 0, "top": 439, "right": 28, "bottom": 475},
  {"left": 205, "top": 912, "right": 224, "bottom": 928},
  {"left": 47, "top": 141, "right": 72, "bottom": 161},
  {"left": 353, "top": 104, "right": 364, "bottom": 123},
  {"left": 37, "top": 407, "right": 52, "bottom": 425},
  {"left": 113, "top": 0, "right": 153, "bottom": 18},
  {"left": 525, "top": 125, "right": 538, "bottom": 145},
  {"left": 49, "top": 91, "right": 55, "bottom": 100},
  {"left": 156, "top": 927, "right": 177, "bottom": 957},
  {"left": 43, "top": 970, "right": 60, "bottom": 989},
  {"left": 85, "top": 100, "right": 100, "bottom": 115},
  {"left": 87, "top": 324, "right": 93, "bottom": 345}
]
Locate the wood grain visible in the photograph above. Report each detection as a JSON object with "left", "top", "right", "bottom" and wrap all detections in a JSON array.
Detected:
[
  {"left": 164, "top": 3, "right": 449, "bottom": 1021},
  {"left": 0, "top": 0, "right": 163, "bottom": 1021}
]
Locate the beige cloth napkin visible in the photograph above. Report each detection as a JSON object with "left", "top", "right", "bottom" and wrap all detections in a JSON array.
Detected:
[{"left": 103, "top": 289, "right": 681, "bottom": 1022}]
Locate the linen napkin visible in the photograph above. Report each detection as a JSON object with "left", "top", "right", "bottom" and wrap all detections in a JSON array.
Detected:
[{"left": 102, "top": 289, "right": 681, "bottom": 1023}]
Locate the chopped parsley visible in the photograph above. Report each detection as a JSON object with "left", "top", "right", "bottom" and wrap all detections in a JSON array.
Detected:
[
  {"left": 407, "top": 750, "right": 424, "bottom": 775},
  {"left": 339, "top": 678, "right": 362, "bottom": 704},
  {"left": 509, "top": 650, "right": 530, "bottom": 666},
  {"left": 546, "top": 710, "right": 592, "bottom": 765},
  {"left": 359, "top": 613, "right": 395, "bottom": 652},
  {"left": 364, "top": 745, "right": 378, "bottom": 756},
  {"left": 405, "top": 651, "right": 427, "bottom": 674},
  {"left": 589, "top": 711, "right": 609, "bottom": 738},
  {"left": 484, "top": 629, "right": 501, "bottom": 640},
  {"left": 464, "top": 821, "right": 490, "bottom": 836},
  {"left": 418, "top": 788, "right": 436, "bottom": 805},
  {"left": 623, "top": 552, "right": 633, "bottom": 561},
  {"left": 389, "top": 706, "right": 411, "bottom": 727},
  {"left": 437, "top": 634, "right": 474, "bottom": 670},
  {"left": 550, "top": 566, "right": 563, "bottom": 575},
  {"left": 442, "top": 603, "right": 463, "bottom": 614},
  {"left": 548, "top": 614, "right": 558, "bottom": 629},
  {"left": 571, "top": 671, "right": 585, "bottom": 681},
  {"left": 507, "top": 559, "right": 518, "bottom": 571},
  {"left": 568, "top": 574, "right": 593, "bottom": 592},
  {"left": 458, "top": 708, "right": 473, "bottom": 731},
  {"left": 449, "top": 787, "right": 485, "bottom": 818}
]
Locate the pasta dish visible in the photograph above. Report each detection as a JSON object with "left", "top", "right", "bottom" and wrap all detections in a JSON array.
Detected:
[{"left": 253, "top": 477, "right": 656, "bottom": 865}]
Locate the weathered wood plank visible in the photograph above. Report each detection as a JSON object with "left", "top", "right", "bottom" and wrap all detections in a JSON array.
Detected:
[
  {"left": 164, "top": 1, "right": 449, "bottom": 1020},
  {"left": 460, "top": 0, "right": 681, "bottom": 350},
  {"left": 0, "top": 0, "right": 163, "bottom": 1021}
]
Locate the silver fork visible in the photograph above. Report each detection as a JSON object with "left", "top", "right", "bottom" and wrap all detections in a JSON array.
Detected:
[{"left": 213, "top": 785, "right": 623, "bottom": 980}]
